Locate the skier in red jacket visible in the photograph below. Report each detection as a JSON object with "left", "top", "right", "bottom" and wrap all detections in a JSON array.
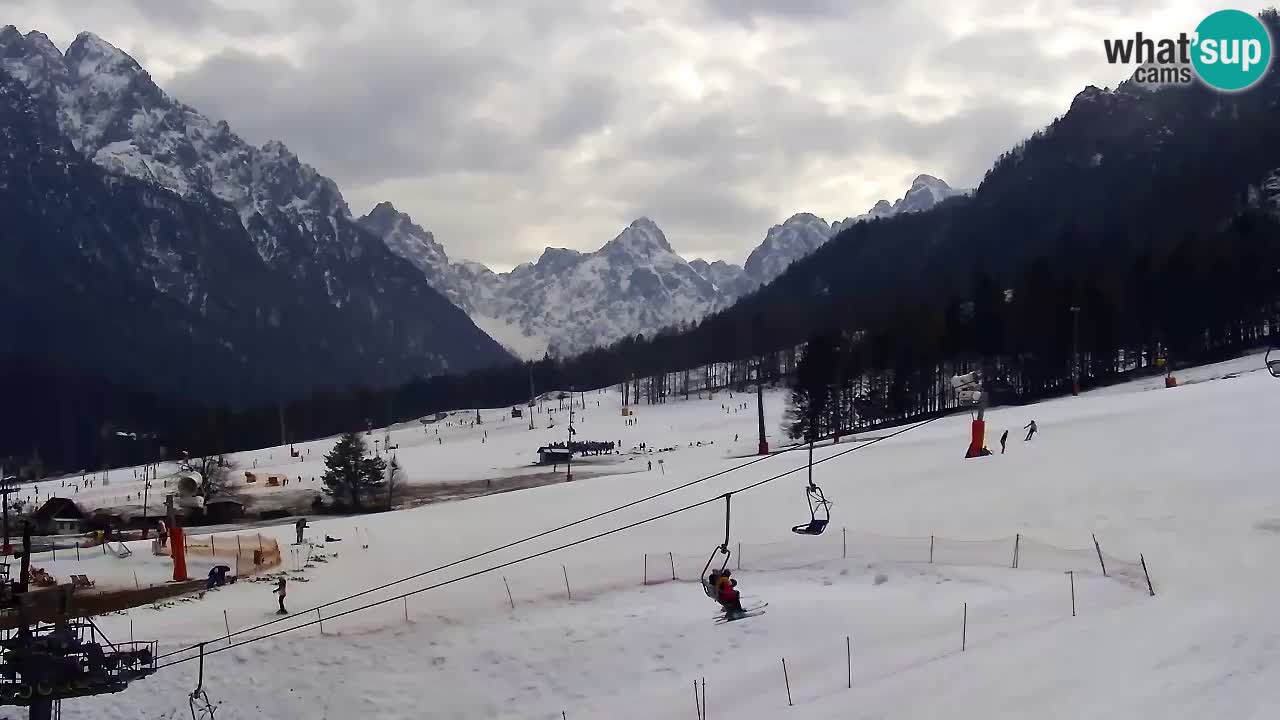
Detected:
[{"left": 716, "top": 570, "right": 744, "bottom": 615}]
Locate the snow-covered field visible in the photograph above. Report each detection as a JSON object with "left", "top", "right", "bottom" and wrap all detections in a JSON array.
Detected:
[
  {"left": 28, "top": 386, "right": 763, "bottom": 519},
  {"left": 40, "top": 353, "right": 1280, "bottom": 718}
]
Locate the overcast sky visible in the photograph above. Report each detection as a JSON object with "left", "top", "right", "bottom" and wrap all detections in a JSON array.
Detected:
[{"left": 0, "top": 0, "right": 1241, "bottom": 269}]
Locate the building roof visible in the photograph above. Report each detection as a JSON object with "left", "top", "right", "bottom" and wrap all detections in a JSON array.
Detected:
[{"left": 35, "top": 497, "right": 85, "bottom": 520}]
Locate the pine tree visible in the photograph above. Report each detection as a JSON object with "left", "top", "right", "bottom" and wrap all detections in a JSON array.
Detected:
[
  {"left": 385, "top": 455, "right": 402, "bottom": 510},
  {"left": 786, "top": 331, "right": 841, "bottom": 441},
  {"left": 322, "top": 432, "right": 386, "bottom": 510}
]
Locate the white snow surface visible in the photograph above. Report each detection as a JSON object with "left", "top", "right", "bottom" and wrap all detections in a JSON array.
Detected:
[{"left": 26, "top": 352, "right": 1280, "bottom": 719}]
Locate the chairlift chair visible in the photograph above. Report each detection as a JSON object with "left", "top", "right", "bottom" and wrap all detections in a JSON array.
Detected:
[
  {"left": 1267, "top": 347, "right": 1280, "bottom": 378},
  {"left": 700, "top": 494, "right": 734, "bottom": 599},
  {"left": 791, "top": 484, "right": 832, "bottom": 536}
]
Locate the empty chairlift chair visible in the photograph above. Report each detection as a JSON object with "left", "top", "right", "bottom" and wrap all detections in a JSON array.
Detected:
[{"left": 791, "top": 484, "right": 832, "bottom": 536}]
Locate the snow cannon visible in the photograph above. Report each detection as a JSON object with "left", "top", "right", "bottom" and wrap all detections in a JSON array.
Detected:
[
  {"left": 952, "top": 371, "right": 990, "bottom": 458},
  {"left": 950, "top": 372, "right": 982, "bottom": 405},
  {"left": 964, "top": 418, "right": 988, "bottom": 458}
]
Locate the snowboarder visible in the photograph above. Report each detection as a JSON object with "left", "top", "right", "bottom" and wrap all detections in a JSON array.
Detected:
[
  {"left": 715, "top": 570, "right": 744, "bottom": 616},
  {"left": 1023, "top": 420, "right": 1038, "bottom": 442},
  {"left": 1000, "top": 430, "right": 1009, "bottom": 454},
  {"left": 273, "top": 578, "right": 288, "bottom": 614}
]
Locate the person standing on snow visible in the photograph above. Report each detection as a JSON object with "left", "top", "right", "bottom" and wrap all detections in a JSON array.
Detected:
[
  {"left": 274, "top": 578, "right": 288, "bottom": 614},
  {"left": 1023, "top": 420, "right": 1038, "bottom": 442},
  {"left": 1000, "top": 430, "right": 1009, "bottom": 454}
]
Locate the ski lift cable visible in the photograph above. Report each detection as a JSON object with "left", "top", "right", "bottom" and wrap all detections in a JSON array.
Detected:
[
  {"left": 155, "top": 412, "right": 948, "bottom": 671},
  {"left": 157, "top": 430, "right": 814, "bottom": 661}
]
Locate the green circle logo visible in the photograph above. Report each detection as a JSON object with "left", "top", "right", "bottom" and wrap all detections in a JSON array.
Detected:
[{"left": 1192, "top": 9, "right": 1272, "bottom": 91}]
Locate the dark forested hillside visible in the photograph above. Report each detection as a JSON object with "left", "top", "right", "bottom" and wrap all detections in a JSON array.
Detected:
[{"left": 0, "top": 66, "right": 510, "bottom": 408}]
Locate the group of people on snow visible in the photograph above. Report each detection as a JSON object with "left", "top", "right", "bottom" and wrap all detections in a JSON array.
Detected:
[{"left": 996, "top": 420, "right": 1039, "bottom": 454}]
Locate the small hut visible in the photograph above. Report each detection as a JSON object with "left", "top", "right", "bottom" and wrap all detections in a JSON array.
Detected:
[
  {"left": 204, "top": 496, "right": 245, "bottom": 524},
  {"left": 33, "top": 497, "right": 86, "bottom": 535},
  {"left": 536, "top": 446, "right": 572, "bottom": 466}
]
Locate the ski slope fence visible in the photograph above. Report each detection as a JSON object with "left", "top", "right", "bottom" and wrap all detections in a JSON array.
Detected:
[
  {"left": 152, "top": 533, "right": 283, "bottom": 577},
  {"left": 641, "top": 531, "right": 1150, "bottom": 593},
  {"left": 159, "top": 528, "right": 1153, "bottom": 671}
]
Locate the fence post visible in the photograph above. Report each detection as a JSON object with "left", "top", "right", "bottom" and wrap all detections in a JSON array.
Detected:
[
  {"left": 1140, "top": 554, "right": 1155, "bottom": 597},
  {"left": 781, "top": 658, "right": 793, "bottom": 707},
  {"left": 404, "top": 597, "right": 410, "bottom": 623},
  {"left": 223, "top": 610, "right": 232, "bottom": 646},
  {"left": 562, "top": 565, "right": 572, "bottom": 600},
  {"left": 694, "top": 680, "right": 702, "bottom": 720},
  {"left": 929, "top": 535, "right": 934, "bottom": 564},
  {"left": 1092, "top": 534, "right": 1108, "bottom": 577},
  {"left": 503, "top": 576, "right": 515, "bottom": 609},
  {"left": 51, "top": 543, "right": 55, "bottom": 561},
  {"left": 701, "top": 678, "right": 706, "bottom": 720},
  {"left": 962, "top": 603, "right": 967, "bottom": 651},
  {"left": 842, "top": 527, "right": 847, "bottom": 559},
  {"left": 237, "top": 535, "right": 243, "bottom": 557},
  {"left": 75, "top": 542, "right": 80, "bottom": 561},
  {"left": 1067, "top": 571, "right": 1076, "bottom": 617},
  {"left": 737, "top": 542, "right": 742, "bottom": 570},
  {"left": 1012, "top": 533, "right": 1020, "bottom": 569},
  {"left": 317, "top": 608, "right": 324, "bottom": 635},
  {"left": 211, "top": 535, "right": 215, "bottom": 554},
  {"left": 669, "top": 552, "right": 677, "bottom": 581},
  {"left": 846, "top": 636, "right": 852, "bottom": 689},
  {"left": 643, "top": 553, "right": 648, "bottom": 586}
]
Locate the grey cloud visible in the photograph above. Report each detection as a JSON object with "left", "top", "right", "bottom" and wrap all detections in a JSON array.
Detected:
[
  {"left": 126, "top": 0, "right": 277, "bottom": 36},
  {"left": 535, "top": 75, "right": 619, "bottom": 147},
  {"left": 4, "top": 0, "right": 1214, "bottom": 269},
  {"left": 167, "top": 36, "right": 527, "bottom": 184},
  {"left": 701, "top": 0, "right": 877, "bottom": 22}
]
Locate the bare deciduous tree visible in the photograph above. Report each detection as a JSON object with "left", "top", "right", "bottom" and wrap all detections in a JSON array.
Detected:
[{"left": 178, "top": 453, "right": 236, "bottom": 500}]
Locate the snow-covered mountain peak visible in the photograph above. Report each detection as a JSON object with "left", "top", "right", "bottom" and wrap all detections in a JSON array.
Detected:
[
  {"left": 833, "top": 174, "right": 969, "bottom": 231},
  {"left": 0, "top": 27, "right": 69, "bottom": 92},
  {"left": 897, "top": 174, "right": 962, "bottom": 214},
  {"left": 602, "top": 216, "right": 676, "bottom": 257},
  {"left": 65, "top": 31, "right": 140, "bottom": 81},
  {"left": 742, "top": 212, "right": 832, "bottom": 283},
  {"left": 534, "top": 247, "right": 586, "bottom": 272},
  {"left": 356, "top": 201, "right": 469, "bottom": 308}
]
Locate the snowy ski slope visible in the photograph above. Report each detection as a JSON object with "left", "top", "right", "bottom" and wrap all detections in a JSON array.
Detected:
[{"left": 41, "top": 353, "right": 1280, "bottom": 719}]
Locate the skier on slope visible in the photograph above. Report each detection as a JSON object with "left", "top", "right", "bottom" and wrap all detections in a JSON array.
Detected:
[
  {"left": 1023, "top": 420, "right": 1038, "bottom": 442},
  {"left": 273, "top": 578, "right": 288, "bottom": 614},
  {"left": 1000, "top": 430, "right": 1009, "bottom": 454}
]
